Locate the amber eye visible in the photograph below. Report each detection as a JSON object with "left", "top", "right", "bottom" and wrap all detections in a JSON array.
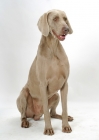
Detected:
[
  {"left": 53, "top": 16, "right": 59, "bottom": 21},
  {"left": 63, "top": 17, "right": 67, "bottom": 21}
]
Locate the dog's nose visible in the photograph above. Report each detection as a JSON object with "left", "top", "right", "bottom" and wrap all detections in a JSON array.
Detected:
[{"left": 62, "top": 27, "right": 69, "bottom": 33}]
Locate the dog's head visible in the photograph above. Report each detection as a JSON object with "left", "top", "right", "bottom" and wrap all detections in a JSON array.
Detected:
[{"left": 37, "top": 9, "right": 73, "bottom": 41}]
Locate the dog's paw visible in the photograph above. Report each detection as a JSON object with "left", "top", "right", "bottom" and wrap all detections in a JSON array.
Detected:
[
  {"left": 21, "top": 119, "right": 29, "bottom": 128},
  {"left": 44, "top": 128, "right": 54, "bottom": 135},
  {"left": 68, "top": 116, "right": 73, "bottom": 121},
  {"left": 62, "top": 125, "right": 72, "bottom": 133}
]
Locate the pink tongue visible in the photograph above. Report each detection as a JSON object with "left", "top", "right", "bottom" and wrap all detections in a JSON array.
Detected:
[{"left": 59, "top": 35, "right": 65, "bottom": 39}]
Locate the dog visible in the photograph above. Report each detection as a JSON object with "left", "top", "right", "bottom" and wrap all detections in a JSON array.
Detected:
[{"left": 17, "top": 9, "right": 73, "bottom": 135}]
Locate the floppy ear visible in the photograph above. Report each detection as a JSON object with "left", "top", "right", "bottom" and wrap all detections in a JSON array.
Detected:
[
  {"left": 37, "top": 12, "right": 49, "bottom": 36},
  {"left": 66, "top": 17, "right": 73, "bottom": 34}
]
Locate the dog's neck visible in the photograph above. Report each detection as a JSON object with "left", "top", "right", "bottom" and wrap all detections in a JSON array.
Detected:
[{"left": 41, "top": 33, "right": 60, "bottom": 54}]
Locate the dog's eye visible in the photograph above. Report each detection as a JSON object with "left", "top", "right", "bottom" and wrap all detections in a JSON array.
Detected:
[
  {"left": 53, "top": 16, "right": 59, "bottom": 21},
  {"left": 63, "top": 17, "right": 67, "bottom": 21}
]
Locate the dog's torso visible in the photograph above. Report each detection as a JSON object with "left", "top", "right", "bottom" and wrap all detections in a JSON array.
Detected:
[{"left": 26, "top": 35, "right": 69, "bottom": 103}]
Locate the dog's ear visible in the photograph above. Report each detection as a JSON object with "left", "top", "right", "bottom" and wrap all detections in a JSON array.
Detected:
[
  {"left": 37, "top": 12, "right": 49, "bottom": 36},
  {"left": 66, "top": 17, "right": 73, "bottom": 34}
]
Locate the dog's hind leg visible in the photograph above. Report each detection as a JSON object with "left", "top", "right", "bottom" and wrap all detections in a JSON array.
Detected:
[
  {"left": 49, "top": 93, "right": 62, "bottom": 119},
  {"left": 16, "top": 88, "right": 29, "bottom": 128},
  {"left": 49, "top": 93, "right": 73, "bottom": 121}
]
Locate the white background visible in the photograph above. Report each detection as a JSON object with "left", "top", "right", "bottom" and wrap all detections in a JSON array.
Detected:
[{"left": 0, "top": 0, "right": 99, "bottom": 140}]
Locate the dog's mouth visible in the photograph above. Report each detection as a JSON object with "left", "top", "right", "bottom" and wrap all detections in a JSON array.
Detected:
[
  {"left": 57, "top": 34, "right": 66, "bottom": 41},
  {"left": 52, "top": 30, "right": 67, "bottom": 41}
]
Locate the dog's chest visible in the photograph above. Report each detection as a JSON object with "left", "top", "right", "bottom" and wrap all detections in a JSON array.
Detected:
[{"left": 46, "top": 56, "right": 69, "bottom": 93}]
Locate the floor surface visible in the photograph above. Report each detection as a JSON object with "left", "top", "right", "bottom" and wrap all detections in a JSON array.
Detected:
[{"left": 0, "top": 96, "right": 99, "bottom": 140}]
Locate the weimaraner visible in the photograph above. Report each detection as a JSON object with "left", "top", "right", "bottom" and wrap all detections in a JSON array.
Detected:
[{"left": 17, "top": 9, "right": 73, "bottom": 135}]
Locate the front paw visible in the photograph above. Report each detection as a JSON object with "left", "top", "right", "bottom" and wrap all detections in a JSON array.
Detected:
[
  {"left": 44, "top": 128, "right": 54, "bottom": 135},
  {"left": 62, "top": 125, "right": 72, "bottom": 133}
]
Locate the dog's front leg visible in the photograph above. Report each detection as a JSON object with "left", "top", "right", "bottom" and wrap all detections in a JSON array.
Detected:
[
  {"left": 60, "top": 82, "right": 72, "bottom": 133},
  {"left": 40, "top": 83, "right": 54, "bottom": 135}
]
